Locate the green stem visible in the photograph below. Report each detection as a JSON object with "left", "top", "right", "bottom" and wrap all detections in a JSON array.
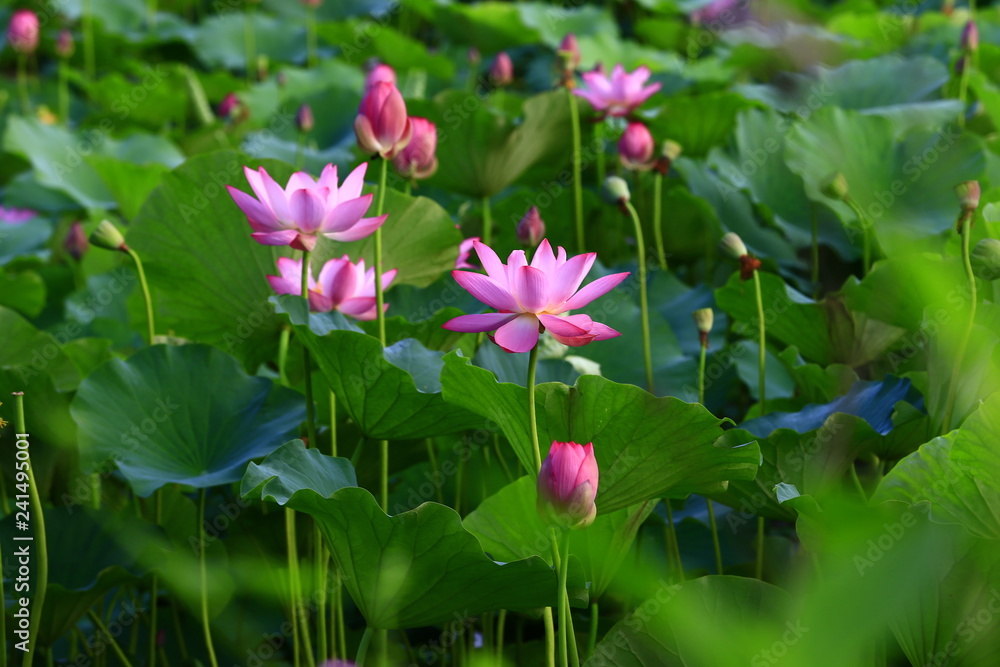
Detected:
[
  {"left": 306, "top": 5, "right": 318, "bottom": 69},
  {"left": 586, "top": 602, "right": 598, "bottom": 661},
  {"left": 706, "top": 499, "right": 723, "bottom": 575},
  {"left": 552, "top": 531, "right": 569, "bottom": 667},
  {"left": 426, "top": 439, "right": 444, "bottom": 504},
  {"left": 378, "top": 629, "right": 388, "bottom": 667},
  {"left": 83, "top": 0, "right": 96, "bottom": 80},
  {"left": 245, "top": 5, "right": 257, "bottom": 84},
  {"left": 198, "top": 489, "right": 220, "bottom": 667},
  {"left": 87, "top": 611, "right": 134, "bottom": 667},
  {"left": 403, "top": 180, "right": 412, "bottom": 197},
  {"left": 845, "top": 197, "right": 872, "bottom": 276},
  {"left": 381, "top": 439, "right": 389, "bottom": 513},
  {"left": 752, "top": 269, "right": 766, "bottom": 415},
  {"left": 665, "top": 501, "right": 683, "bottom": 582},
  {"left": 941, "top": 217, "right": 978, "bottom": 434},
  {"left": 653, "top": 172, "right": 667, "bottom": 269},
  {"left": 286, "top": 511, "right": 301, "bottom": 667},
  {"left": 58, "top": 60, "right": 69, "bottom": 124},
  {"left": 125, "top": 247, "right": 155, "bottom": 345},
  {"left": 14, "top": 395, "right": 46, "bottom": 667},
  {"left": 336, "top": 574, "right": 347, "bottom": 658},
  {"left": 527, "top": 345, "right": 542, "bottom": 473},
  {"left": 496, "top": 609, "right": 507, "bottom": 662},
  {"left": 697, "top": 344, "right": 707, "bottom": 405},
  {"left": 17, "top": 53, "right": 30, "bottom": 117},
  {"left": 958, "top": 56, "right": 971, "bottom": 130},
  {"left": 565, "top": 593, "right": 580, "bottom": 667},
  {"left": 811, "top": 202, "right": 819, "bottom": 287},
  {"left": 0, "top": 517, "right": 4, "bottom": 667},
  {"left": 569, "top": 89, "right": 584, "bottom": 254},
  {"left": 356, "top": 626, "right": 373, "bottom": 667},
  {"left": 374, "top": 158, "right": 388, "bottom": 346},
  {"left": 543, "top": 608, "right": 556, "bottom": 667},
  {"left": 482, "top": 195, "right": 492, "bottom": 248},
  {"left": 755, "top": 515, "right": 765, "bottom": 581},
  {"left": 493, "top": 434, "right": 514, "bottom": 483},
  {"left": 278, "top": 325, "right": 291, "bottom": 386},
  {"left": 316, "top": 525, "right": 328, "bottom": 663},
  {"left": 301, "top": 250, "right": 318, "bottom": 449},
  {"left": 624, "top": 202, "right": 654, "bottom": 394},
  {"left": 594, "top": 120, "right": 606, "bottom": 187},
  {"left": 148, "top": 491, "right": 162, "bottom": 667}
]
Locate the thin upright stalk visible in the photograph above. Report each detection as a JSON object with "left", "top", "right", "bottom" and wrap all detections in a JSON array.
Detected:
[
  {"left": 244, "top": 5, "right": 257, "bottom": 84},
  {"left": 594, "top": 120, "right": 606, "bottom": 187},
  {"left": 752, "top": 269, "right": 766, "bottom": 415},
  {"left": 941, "top": 217, "right": 978, "bottom": 434},
  {"left": 300, "top": 250, "right": 318, "bottom": 447},
  {"left": 14, "top": 395, "right": 46, "bottom": 667},
  {"left": 426, "top": 439, "right": 444, "bottom": 504},
  {"left": 958, "top": 56, "right": 971, "bottom": 130},
  {"left": 125, "top": 247, "right": 155, "bottom": 345},
  {"left": 356, "top": 626, "right": 373, "bottom": 666},
  {"left": 552, "top": 531, "right": 569, "bottom": 667},
  {"left": 586, "top": 602, "right": 598, "bottom": 660},
  {"left": 543, "top": 608, "right": 556, "bottom": 667},
  {"left": 698, "top": 345, "right": 724, "bottom": 574},
  {"left": 198, "top": 489, "right": 220, "bottom": 667},
  {"left": 527, "top": 345, "right": 542, "bottom": 472},
  {"left": 17, "top": 54, "right": 31, "bottom": 116},
  {"left": 403, "top": 180, "right": 412, "bottom": 197},
  {"left": 496, "top": 609, "right": 507, "bottom": 662},
  {"left": 306, "top": 4, "right": 318, "bottom": 68},
  {"left": 568, "top": 89, "right": 584, "bottom": 253},
  {"left": 374, "top": 159, "right": 390, "bottom": 512},
  {"left": 58, "top": 60, "right": 69, "bottom": 123},
  {"left": 87, "top": 611, "right": 134, "bottom": 667},
  {"left": 665, "top": 501, "right": 683, "bottom": 582},
  {"left": 0, "top": 533, "right": 4, "bottom": 667},
  {"left": 811, "top": 202, "right": 819, "bottom": 287},
  {"left": 845, "top": 197, "right": 872, "bottom": 276},
  {"left": 278, "top": 325, "right": 291, "bottom": 386},
  {"left": 148, "top": 491, "right": 162, "bottom": 667},
  {"left": 482, "top": 195, "right": 493, "bottom": 248},
  {"left": 296, "top": 132, "right": 306, "bottom": 170},
  {"left": 623, "top": 202, "right": 655, "bottom": 393},
  {"left": 286, "top": 509, "right": 302, "bottom": 667},
  {"left": 653, "top": 172, "right": 667, "bottom": 269}
]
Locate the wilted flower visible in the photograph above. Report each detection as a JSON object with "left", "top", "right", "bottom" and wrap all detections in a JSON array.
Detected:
[
  {"left": 618, "top": 122, "right": 655, "bottom": 171},
  {"left": 537, "top": 441, "right": 599, "bottom": 530},
  {"left": 443, "top": 239, "right": 629, "bottom": 353},
  {"left": 7, "top": 10, "right": 39, "bottom": 55},
  {"left": 90, "top": 220, "right": 127, "bottom": 252},
  {"left": 56, "top": 30, "right": 74, "bottom": 59},
  {"left": 365, "top": 63, "right": 397, "bottom": 91},
  {"left": 720, "top": 232, "right": 760, "bottom": 280},
  {"left": 601, "top": 176, "right": 631, "bottom": 205},
  {"left": 693, "top": 308, "right": 713, "bottom": 347},
  {"left": 573, "top": 64, "right": 660, "bottom": 117},
  {"left": 227, "top": 162, "right": 387, "bottom": 252},
  {"left": 490, "top": 52, "right": 513, "bottom": 87},
  {"left": 516, "top": 207, "right": 546, "bottom": 247},
  {"left": 64, "top": 221, "right": 88, "bottom": 261},
  {"left": 267, "top": 256, "right": 397, "bottom": 319},
  {"left": 355, "top": 81, "right": 413, "bottom": 159},
  {"left": 296, "top": 103, "right": 314, "bottom": 133},
  {"left": 392, "top": 117, "right": 438, "bottom": 180}
]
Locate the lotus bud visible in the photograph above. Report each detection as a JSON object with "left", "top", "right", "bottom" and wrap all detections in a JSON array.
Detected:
[
  {"left": 820, "top": 172, "right": 849, "bottom": 201},
  {"left": 392, "top": 116, "right": 438, "bottom": 180},
  {"left": 365, "top": 63, "right": 397, "bottom": 91},
  {"left": 516, "top": 206, "right": 546, "bottom": 247},
  {"left": 558, "top": 33, "right": 581, "bottom": 71},
  {"left": 355, "top": 81, "right": 413, "bottom": 159},
  {"left": 601, "top": 176, "right": 630, "bottom": 205},
  {"left": 90, "top": 220, "right": 127, "bottom": 252},
  {"left": 719, "top": 232, "right": 748, "bottom": 259},
  {"left": 56, "top": 30, "right": 74, "bottom": 59},
  {"left": 218, "top": 92, "right": 242, "bottom": 121},
  {"left": 955, "top": 180, "right": 980, "bottom": 212},
  {"left": 618, "top": 122, "right": 655, "bottom": 171},
  {"left": 693, "top": 307, "right": 714, "bottom": 343},
  {"left": 296, "top": 103, "right": 314, "bottom": 133},
  {"left": 7, "top": 10, "right": 39, "bottom": 55},
  {"left": 537, "top": 441, "right": 599, "bottom": 530},
  {"left": 63, "top": 221, "right": 88, "bottom": 261},
  {"left": 961, "top": 20, "right": 978, "bottom": 54},
  {"left": 490, "top": 52, "right": 513, "bottom": 87},
  {"left": 971, "top": 238, "right": 1000, "bottom": 282}
]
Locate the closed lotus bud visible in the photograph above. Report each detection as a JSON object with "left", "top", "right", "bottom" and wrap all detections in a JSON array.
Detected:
[
  {"left": 618, "top": 122, "right": 655, "bottom": 171},
  {"left": 516, "top": 206, "right": 546, "bottom": 247},
  {"left": 56, "top": 29, "right": 74, "bottom": 59},
  {"left": 693, "top": 307, "right": 713, "bottom": 348},
  {"left": 955, "top": 180, "right": 980, "bottom": 211},
  {"left": 961, "top": 20, "right": 978, "bottom": 53},
  {"left": 355, "top": 81, "right": 413, "bottom": 159},
  {"left": 558, "top": 33, "right": 581, "bottom": 71},
  {"left": 365, "top": 63, "right": 397, "bottom": 91},
  {"left": 7, "top": 10, "right": 39, "bottom": 55},
  {"left": 601, "top": 176, "right": 630, "bottom": 205},
  {"left": 90, "top": 220, "right": 127, "bottom": 252},
  {"left": 719, "top": 232, "right": 748, "bottom": 259},
  {"left": 392, "top": 116, "right": 438, "bottom": 180},
  {"left": 490, "top": 52, "right": 514, "bottom": 87},
  {"left": 296, "top": 103, "right": 314, "bottom": 133},
  {"left": 218, "top": 92, "right": 242, "bottom": 121},
  {"left": 971, "top": 238, "right": 1000, "bottom": 281},
  {"left": 820, "top": 172, "right": 849, "bottom": 201},
  {"left": 64, "top": 221, "right": 88, "bottom": 261},
  {"left": 537, "top": 441, "right": 599, "bottom": 530}
]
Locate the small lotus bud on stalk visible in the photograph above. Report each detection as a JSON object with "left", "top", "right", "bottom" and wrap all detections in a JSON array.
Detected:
[
  {"left": 537, "top": 441, "right": 599, "bottom": 530},
  {"left": 557, "top": 33, "right": 581, "bottom": 87},
  {"left": 693, "top": 308, "right": 714, "bottom": 348},
  {"left": 64, "top": 221, "right": 88, "bottom": 261},
  {"left": 490, "top": 52, "right": 513, "bottom": 88},
  {"left": 516, "top": 206, "right": 546, "bottom": 247},
  {"left": 618, "top": 122, "right": 655, "bottom": 171},
  {"left": 820, "top": 172, "right": 850, "bottom": 201},
  {"left": 719, "top": 232, "right": 760, "bottom": 280},
  {"left": 655, "top": 139, "right": 683, "bottom": 175},
  {"left": 961, "top": 20, "right": 978, "bottom": 54},
  {"left": 954, "top": 180, "right": 980, "bottom": 232},
  {"left": 392, "top": 116, "right": 438, "bottom": 181},
  {"left": 218, "top": 92, "right": 244, "bottom": 123},
  {"left": 601, "top": 175, "right": 631, "bottom": 211},
  {"left": 296, "top": 103, "right": 314, "bottom": 133},
  {"left": 90, "top": 220, "right": 128, "bottom": 252},
  {"left": 56, "top": 30, "right": 75, "bottom": 59},
  {"left": 971, "top": 238, "right": 1000, "bottom": 282}
]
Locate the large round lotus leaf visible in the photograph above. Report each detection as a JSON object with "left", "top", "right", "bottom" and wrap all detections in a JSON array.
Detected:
[{"left": 71, "top": 343, "right": 305, "bottom": 496}]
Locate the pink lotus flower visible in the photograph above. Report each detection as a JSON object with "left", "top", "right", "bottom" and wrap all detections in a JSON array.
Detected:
[
  {"left": 7, "top": 10, "right": 38, "bottom": 55},
  {"left": 516, "top": 206, "right": 545, "bottom": 247},
  {"left": 490, "top": 52, "right": 514, "bottom": 87},
  {"left": 456, "top": 236, "right": 479, "bottom": 270},
  {"left": 355, "top": 81, "right": 413, "bottom": 159},
  {"left": 64, "top": 221, "right": 88, "bottom": 261},
  {"left": 219, "top": 93, "right": 243, "bottom": 121},
  {"left": 442, "top": 239, "right": 629, "bottom": 353},
  {"left": 537, "top": 441, "right": 599, "bottom": 529},
  {"left": 574, "top": 64, "right": 661, "bottom": 117},
  {"left": 365, "top": 63, "right": 397, "bottom": 91},
  {"left": 392, "top": 117, "right": 438, "bottom": 180},
  {"left": 618, "top": 122, "right": 655, "bottom": 171},
  {"left": 227, "top": 162, "right": 387, "bottom": 252},
  {"left": 267, "top": 256, "right": 397, "bottom": 320},
  {"left": 0, "top": 205, "right": 37, "bottom": 224}
]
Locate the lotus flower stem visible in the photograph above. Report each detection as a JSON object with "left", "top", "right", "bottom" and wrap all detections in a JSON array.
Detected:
[
  {"left": 58, "top": 59, "right": 69, "bottom": 123},
  {"left": 306, "top": 4, "right": 318, "bottom": 69},
  {"left": 752, "top": 269, "right": 766, "bottom": 415},
  {"left": 404, "top": 180, "right": 412, "bottom": 197},
  {"left": 653, "top": 172, "right": 667, "bottom": 269},
  {"left": 124, "top": 247, "right": 156, "bottom": 345},
  {"left": 426, "top": 439, "right": 444, "bottom": 504},
  {"left": 696, "top": 346, "right": 725, "bottom": 575},
  {"left": 83, "top": 0, "right": 95, "bottom": 80},
  {"left": 336, "top": 572, "right": 348, "bottom": 657},
  {"left": 286, "top": 509, "right": 301, "bottom": 667},
  {"left": 569, "top": 89, "right": 585, "bottom": 253},
  {"left": 372, "top": 160, "right": 391, "bottom": 512},
  {"left": 586, "top": 602, "right": 598, "bottom": 660},
  {"left": 594, "top": 120, "right": 606, "bottom": 186},
  {"left": 278, "top": 325, "right": 291, "bottom": 385},
  {"left": 564, "top": 593, "right": 580, "bottom": 667},
  {"left": 0, "top": 539, "right": 4, "bottom": 667},
  {"left": 15, "top": 393, "right": 47, "bottom": 667},
  {"left": 86, "top": 611, "right": 134, "bottom": 667},
  {"left": 16, "top": 54, "right": 30, "bottom": 116},
  {"left": 244, "top": 4, "right": 257, "bottom": 84},
  {"left": 148, "top": 492, "right": 163, "bottom": 667},
  {"left": 496, "top": 609, "right": 507, "bottom": 661},
  {"left": 844, "top": 197, "right": 872, "bottom": 276},
  {"left": 355, "top": 625, "right": 373, "bottom": 666},
  {"left": 315, "top": 534, "right": 329, "bottom": 662},
  {"left": 941, "top": 217, "right": 978, "bottom": 433},
  {"left": 527, "top": 345, "right": 543, "bottom": 472},
  {"left": 623, "top": 201, "right": 655, "bottom": 393},
  {"left": 198, "top": 488, "right": 220, "bottom": 667},
  {"left": 553, "top": 530, "right": 570, "bottom": 667},
  {"left": 482, "top": 195, "right": 493, "bottom": 248},
  {"left": 543, "top": 608, "right": 556, "bottom": 667},
  {"left": 664, "top": 502, "right": 684, "bottom": 582},
  {"left": 958, "top": 58, "right": 971, "bottom": 130}
]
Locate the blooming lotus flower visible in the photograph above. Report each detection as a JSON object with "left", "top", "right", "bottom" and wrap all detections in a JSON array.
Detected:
[
  {"left": 267, "top": 256, "right": 397, "bottom": 320},
  {"left": 537, "top": 441, "right": 599, "bottom": 530},
  {"left": 456, "top": 236, "right": 479, "bottom": 270},
  {"left": 573, "top": 64, "right": 660, "bottom": 117},
  {"left": 7, "top": 10, "right": 38, "bottom": 55},
  {"left": 442, "top": 239, "right": 629, "bottom": 353},
  {"left": 365, "top": 63, "right": 396, "bottom": 91},
  {"left": 355, "top": 81, "right": 413, "bottom": 159},
  {"left": 490, "top": 52, "right": 514, "bottom": 87},
  {"left": 227, "top": 162, "right": 387, "bottom": 252},
  {"left": 392, "top": 117, "right": 438, "bottom": 180},
  {"left": 618, "top": 122, "right": 655, "bottom": 171}
]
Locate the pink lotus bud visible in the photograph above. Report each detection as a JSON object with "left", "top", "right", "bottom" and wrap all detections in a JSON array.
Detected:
[
  {"left": 618, "top": 122, "right": 655, "bottom": 171},
  {"left": 537, "top": 441, "right": 599, "bottom": 530},
  {"left": 296, "top": 103, "right": 314, "bottom": 133},
  {"left": 490, "top": 52, "right": 513, "bottom": 87},
  {"left": 955, "top": 181, "right": 980, "bottom": 211},
  {"left": 516, "top": 206, "right": 546, "bottom": 247},
  {"left": 64, "top": 221, "right": 88, "bottom": 261},
  {"left": 218, "top": 93, "right": 242, "bottom": 121},
  {"left": 961, "top": 20, "right": 978, "bottom": 53},
  {"left": 365, "top": 63, "right": 396, "bottom": 91},
  {"left": 559, "top": 33, "right": 581, "bottom": 70},
  {"left": 56, "top": 29, "right": 74, "bottom": 59},
  {"left": 7, "top": 10, "right": 39, "bottom": 55},
  {"left": 392, "top": 116, "right": 438, "bottom": 180},
  {"left": 355, "top": 81, "right": 413, "bottom": 159}
]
